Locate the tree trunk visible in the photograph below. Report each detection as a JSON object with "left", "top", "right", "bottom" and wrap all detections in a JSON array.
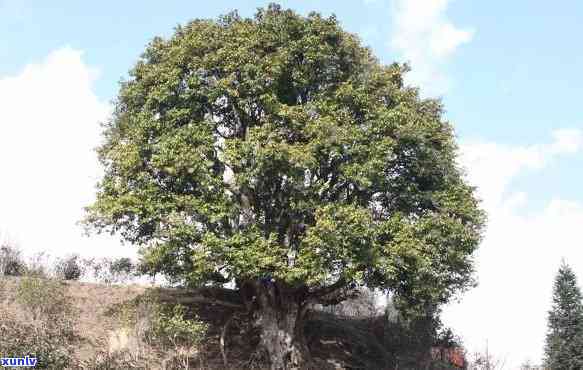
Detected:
[{"left": 249, "top": 280, "right": 312, "bottom": 370}]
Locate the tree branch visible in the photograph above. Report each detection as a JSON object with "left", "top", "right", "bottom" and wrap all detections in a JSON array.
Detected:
[
  {"left": 306, "top": 278, "right": 348, "bottom": 302},
  {"left": 157, "top": 286, "right": 244, "bottom": 309}
]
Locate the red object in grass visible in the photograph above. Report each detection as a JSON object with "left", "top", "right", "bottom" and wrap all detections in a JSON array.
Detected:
[{"left": 431, "top": 346, "right": 466, "bottom": 368}]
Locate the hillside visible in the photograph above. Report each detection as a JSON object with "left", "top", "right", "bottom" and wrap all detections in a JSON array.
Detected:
[{"left": 0, "top": 276, "right": 426, "bottom": 369}]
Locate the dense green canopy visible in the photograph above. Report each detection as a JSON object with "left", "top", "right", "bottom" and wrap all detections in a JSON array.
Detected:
[{"left": 86, "top": 4, "right": 485, "bottom": 310}]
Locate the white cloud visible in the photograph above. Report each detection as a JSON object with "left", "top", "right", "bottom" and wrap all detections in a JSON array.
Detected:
[
  {"left": 443, "top": 129, "right": 583, "bottom": 367},
  {"left": 390, "top": 0, "right": 474, "bottom": 95},
  {"left": 459, "top": 130, "right": 582, "bottom": 210},
  {"left": 0, "top": 47, "right": 130, "bottom": 258},
  {"left": 549, "top": 128, "right": 583, "bottom": 154}
]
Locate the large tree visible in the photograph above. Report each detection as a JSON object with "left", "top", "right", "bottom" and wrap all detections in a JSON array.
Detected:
[
  {"left": 544, "top": 261, "right": 583, "bottom": 368},
  {"left": 85, "top": 4, "right": 485, "bottom": 369}
]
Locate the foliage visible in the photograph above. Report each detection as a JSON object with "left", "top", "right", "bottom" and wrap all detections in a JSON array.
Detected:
[
  {"left": 26, "top": 251, "right": 52, "bottom": 278},
  {"left": 544, "top": 260, "right": 583, "bottom": 368},
  {"left": 84, "top": 4, "right": 485, "bottom": 367},
  {"left": 54, "top": 253, "right": 83, "bottom": 280},
  {"left": 146, "top": 301, "right": 208, "bottom": 368},
  {"left": 434, "top": 327, "right": 463, "bottom": 349},
  {"left": 111, "top": 290, "right": 207, "bottom": 368},
  {"left": 314, "top": 286, "right": 378, "bottom": 317},
  {"left": 372, "top": 298, "right": 467, "bottom": 369},
  {"left": 382, "top": 307, "right": 441, "bottom": 368},
  {"left": 0, "top": 243, "right": 26, "bottom": 276},
  {"left": 15, "top": 276, "right": 76, "bottom": 333},
  {"left": 0, "top": 315, "right": 71, "bottom": 369},
  {"left": 16, "top": 277, "right": 66, "bottom": 317},
  {"left": 83, "top": 256, "right": 136, "bottom": 284},
  {"left": 0, "top": 276, "right": 76, "bottom": 368},
  {"left": 430, "top": 328, "right": 466, "bottom": 370},
  {"left": 110, "top": 257, "right": 134, "bottom": 276},
  {"left": 85, "top": 2, "right": 484, "bottom": 314},
  {"left": 149, "top": 304, "right": 207, "bottom": 348}
]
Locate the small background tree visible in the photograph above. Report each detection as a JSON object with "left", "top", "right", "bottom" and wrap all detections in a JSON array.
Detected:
[
  {"left": 0, "top": 242, "right": 26, "bottom": 276},
  {"left": 544, "top": 260, "right": 583, "bottom": 368},
  {"left": 467, "top": 345, "right": 506, "bottom": 370},
  {"left": 54, "top": 254, "right": 83, "bottom": 280}
]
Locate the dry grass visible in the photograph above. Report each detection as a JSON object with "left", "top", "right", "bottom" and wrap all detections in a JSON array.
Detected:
[
  {"left": 0, "top": 276, "right": 424, "bottom": 369},
  {"left": 66, "top": 281, "right": 148, "bottom": 363},
  {"left": 0, "top": 276, "right": 76, "bottom": 368}
]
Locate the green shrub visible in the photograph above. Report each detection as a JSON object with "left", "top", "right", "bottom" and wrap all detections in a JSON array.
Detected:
[
  {"left": 150, "top": 304, "right": 207, "bottom": 369},
  {"left": 110, "top": 257, "right": 134, "bottom": 276},
  {"left": 110, "top": 291, "right": 207, "bottom": 368},
  {"left": 149, "top": 304, "right": 207, "bottom": 349}
]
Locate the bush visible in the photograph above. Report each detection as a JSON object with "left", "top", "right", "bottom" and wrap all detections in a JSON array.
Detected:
[
  {"left": 15, "top": 277, "right": 75, "bottom": 333},
  {"left": 83, "top": 257, "right": 136, "bottom": 284},
  {"left": 0, "top": 276, "right": 76, "bottom": 368},
  {"left": 150, "top": 304, "right": 207, "bottom": 348},
  {"left": 149, "top": 303, "right": 208, "bottom": 369},
  {"left": 110, "top": 257, "right": 134, "bottom": 281},
  {"left": 26, "top": 251, "right": 52, "bottom": 278},
  {"left": 0, "top": 313, "right": 71, "bottom": 369},
  {"left": 54, "top": 254, "right": 83, "bottom": 280},
  {"left": 110, "top": 291, "right": 208, "bottom": 368},
  {"left": 0, "top": 243, "right": 26, "bottom": 276}
]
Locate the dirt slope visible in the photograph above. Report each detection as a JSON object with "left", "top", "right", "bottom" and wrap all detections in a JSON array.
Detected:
[{"left": 1, "top": 277, "right": 396, "bottom": 369}]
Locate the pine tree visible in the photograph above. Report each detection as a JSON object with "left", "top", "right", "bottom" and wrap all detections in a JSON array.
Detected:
[{"left": 544, "top": 260, "right": 583, "bottom": 369}]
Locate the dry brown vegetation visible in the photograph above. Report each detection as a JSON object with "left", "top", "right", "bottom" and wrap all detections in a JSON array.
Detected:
[
  {"left": 0, "top": 244, "right": 465, "bottom": 369},
  {"left": 0, "top": 274, "right": 451, "bottom": 369}
]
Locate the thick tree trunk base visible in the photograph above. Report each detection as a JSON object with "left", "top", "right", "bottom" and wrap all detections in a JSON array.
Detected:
[{"left": 248, "top": 280, "right": 312, "bottom": 370}]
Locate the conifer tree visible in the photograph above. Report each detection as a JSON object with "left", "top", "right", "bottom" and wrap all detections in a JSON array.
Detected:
[{"left": 544, "top": 260, "right": 583, "bottom": 368}]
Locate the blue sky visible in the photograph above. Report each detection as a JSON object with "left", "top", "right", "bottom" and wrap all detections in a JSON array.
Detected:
[
  {"left": 1, "top": 0, "right": 582, "bottom": 367},
  {"left": 2, "top": 0, "right": 582, "bottom": 202}
]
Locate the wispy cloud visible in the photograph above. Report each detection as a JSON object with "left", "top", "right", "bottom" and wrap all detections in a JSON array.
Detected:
[
  {"left": 459, "top": 129, "right": 583, "bottom": 210},
  {"left": 390, "top": 0, "right": 474, "bottom": 95}
]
